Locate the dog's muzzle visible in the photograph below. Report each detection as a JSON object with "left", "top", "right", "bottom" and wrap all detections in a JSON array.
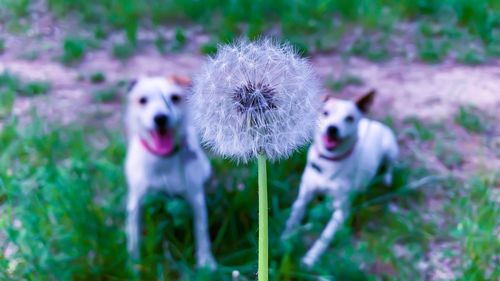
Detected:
[
  {"left": 140, "top": 113, "right": 180, "bottom": 157},
  {"left": 323, "top": 125, "right": 342, "bottom": 150}
]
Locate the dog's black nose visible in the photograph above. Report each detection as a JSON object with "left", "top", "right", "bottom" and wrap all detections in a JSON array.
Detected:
[
  {"left": 154, "top": 114, "right": 168, "bottom": 128},
  {"left": 327, "top": 125, "right": 339, "bottom": 138}
]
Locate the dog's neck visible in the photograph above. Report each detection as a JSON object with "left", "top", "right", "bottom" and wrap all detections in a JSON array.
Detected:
[{"left": 316, "top": 134, "right": 358, "bottom": 162}]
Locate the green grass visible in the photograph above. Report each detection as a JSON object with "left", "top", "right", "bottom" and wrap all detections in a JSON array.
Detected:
[
  {"left": 447, "top": 175, "right": 499, "bottom": 280},
  {"left": 402, "top": 117, "right": 438, "bottom": 142},
  {"left": 49, "top": 0, "right": 500, "bottom": 42},
  {"left": 457, "top": 50, "right": 486, "bottom": 65},
  {"left": 3, "top": 0, "right": 498, "bottom": 62},
  {"left": 326, "top": 73, "right": 364, "bottom": 92},
  {"left": 1, "top": 0, "right": 30, "bottom": 18},
  {"left": 112, "top": 43, "right": 136, "bottom": 60},
  {"left": 92, "top": 88, "right": 119, "bottom": 103},
  {"left": 0, "top": 72, "right": 21, "bottom": 94},
  {"left": 434, "top": 139, "right": 464, "bottom": 169},
  {"left": 200, "top": 42, "right": 218, "bottom": 56},
  {"left": 0, "top": 72, "right": 51, "bottom": 98},
  {"left": 61, "top": 37, "right": 88, "bottom": 64},
  {"left": 0, "top": 75, "right": 16, "bottom": 118},
  {"left": 154, "top": 28, "right": 188, "bottom": 54},
  {"left": 454, "top": 105, "right": 487, "bottom": 134},
  {"left": 21, "top": 81, "right": 51, "bottom": 97},
  {"left": 0, "top": 38, "right": 5, "bottom": 54},
  {"left": 90, "top": 72, "right": 106, "bottom": 84},
  {"left": 172, "top": 27, "right": 187, "bottom": 52},
  {"left": 416, "top": 37, "right": 449, "bottom": 63},
  {"left": 154, "top": 35, "right": 167, "bottom": 54},
  {"left": 349, "top": 34, "right": 391, "bottom": 62},
  {"left": 0, "top": 119, "right": 130, "bottom": 281},
  {"left": 1, "top": 109, "right": 497, "bottom": 280},
  {"left": 0, "top": 71, "right": 50, "bottom": 119}
]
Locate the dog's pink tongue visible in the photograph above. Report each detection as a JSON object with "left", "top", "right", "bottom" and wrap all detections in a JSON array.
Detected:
[
  {"left": 150, "top": 130, "right": 174, "bottom": 155},
  {"left": 323, "top": 135, "right": 339, "bottom": 150}
]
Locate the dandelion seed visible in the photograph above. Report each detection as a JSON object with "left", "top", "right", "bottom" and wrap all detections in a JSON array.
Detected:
[{"left": 190, "top": 39, "right": 320, "bottom": 163}]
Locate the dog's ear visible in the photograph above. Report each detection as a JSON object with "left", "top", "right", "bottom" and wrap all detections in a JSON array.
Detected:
[
  {"left": 168, "top": 75, "right": 192, "bottom": 87},
  {"left": 355, "top": 89, "right": 376, "bottom": 113},
  {"left": 127, "top": 79, "right": 138, "bottom": 93},
  {"left": 321, "top": 93, "right": 333, "bottom": 103}
]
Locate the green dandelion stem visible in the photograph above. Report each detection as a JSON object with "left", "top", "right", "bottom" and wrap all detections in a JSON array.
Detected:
[{"left": 258, "top": 153, "right": 268, "bottom": 281}]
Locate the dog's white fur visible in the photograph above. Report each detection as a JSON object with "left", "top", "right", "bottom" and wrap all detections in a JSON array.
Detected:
[
  {"left": 282, "top": 90, "right": 398, "bottom": 267},
  {"left": 125, "top": 76, "right": 216, "bottom": 268}
]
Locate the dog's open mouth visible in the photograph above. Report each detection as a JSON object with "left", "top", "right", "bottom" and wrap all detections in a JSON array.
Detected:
[
  {"left": 322, "top": 135, "right": 342, "bottom": 150},
  {"left": 145, "top": 129, "right": 175, "bottom": 156}
]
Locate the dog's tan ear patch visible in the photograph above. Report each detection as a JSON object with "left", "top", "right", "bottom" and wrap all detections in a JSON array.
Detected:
[
  {"left": 167, "top": 75, "right": 192, "bottom": 87},
  {"left": 355, "top": 89, "right": 376, "bottom": 113}
]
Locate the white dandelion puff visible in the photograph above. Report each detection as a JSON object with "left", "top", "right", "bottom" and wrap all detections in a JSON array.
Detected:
[{"left": 190, "top": 39, "right": 321, "bottom": 163}]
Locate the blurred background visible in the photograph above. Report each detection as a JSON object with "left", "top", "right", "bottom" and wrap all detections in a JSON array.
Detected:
[{"left": 0, "top": 0, "right": 499, "bottom": 280}]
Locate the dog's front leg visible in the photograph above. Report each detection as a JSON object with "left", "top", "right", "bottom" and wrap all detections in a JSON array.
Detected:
[
  {"left": 302, "top": 200, "right": 348, "bottom": 267},
  {"left": 126, "top": 185, "right": 146, "bottom": 260},
  {"left": 282, "top": 184, "right": 315, "bottom": 238},
  {"left": 186, "top": 190, "right": 216, "bottom": 269}
]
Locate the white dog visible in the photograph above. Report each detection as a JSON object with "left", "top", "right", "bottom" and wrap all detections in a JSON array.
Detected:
[
  {"left": 282, "top": 90, "right": 398, "bottom": 267},
  {"left": 125, "top": 75, "right": 216, "bottom": 268}
]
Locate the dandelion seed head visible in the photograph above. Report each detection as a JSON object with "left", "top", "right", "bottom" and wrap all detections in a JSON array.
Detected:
[{"left": 190, "top": 39, "right": 321, "bottom": 162}]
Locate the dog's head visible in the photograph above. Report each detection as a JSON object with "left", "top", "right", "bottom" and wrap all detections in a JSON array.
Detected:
[
  {"left": 126, "top": 75, "right": 192, "bottom": 155},
  {"left": 317, "top": 90, "right": 375, "bottom": 151}
]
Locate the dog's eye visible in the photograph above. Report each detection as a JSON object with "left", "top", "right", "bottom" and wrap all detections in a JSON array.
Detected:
[
  {"left": 171, "top": 94, "right": 182, "bottom": 104},
  {"left": 139, "top": 97, "right": 148, "bottom": 105},
  {"left": 323, "top": 111, "right": 329, "bottom": 116},
  {"left": 345, "top": 115, "right": 354, "bottom": 123}
]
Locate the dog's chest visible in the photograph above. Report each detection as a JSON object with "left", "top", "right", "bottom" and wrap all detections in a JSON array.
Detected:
[
  {"left": 132, "top": 153, "right": 187, "bottom": 194},
  {"left": 126, "top": 141, "right": 208, "bottom": 195},
  {"left": 144, "top": 157, "right": 187, "bottom": 193},
  {"left": 309, "top": 159, "right": 359, "bottom": 191},
  {"left": 307, "top": 150, "right": 380, "bottom": 194}
]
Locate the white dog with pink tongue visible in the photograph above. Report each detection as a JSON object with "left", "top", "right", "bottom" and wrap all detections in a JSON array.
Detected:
[
  {"left": 282, "top": 90, "right": 399, "bottom": 267},
  {"left": 124, "top": 75, "right": 216, "bottom": 269}
]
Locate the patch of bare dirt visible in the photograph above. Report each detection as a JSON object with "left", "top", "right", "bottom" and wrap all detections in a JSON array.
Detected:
[
  {"left": 2, "top": 50, "right": 499, "bottom": 121},
  {"left": 315, "top": 56, "right": 500, "bottom": 119}
]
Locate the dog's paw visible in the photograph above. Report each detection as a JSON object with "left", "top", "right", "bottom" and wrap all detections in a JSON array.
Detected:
[
  {"left": 383, "top": 173, "right": 393, "bottom": 187},
  {"left": 198, "top": 254, "right": 217, "bottom": 271},
  {"left": 127, "top": 237, "right": 140, "bottom": 261},
  {"left": 301, "top": 254, "right": 316, "bottom": 269}
]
